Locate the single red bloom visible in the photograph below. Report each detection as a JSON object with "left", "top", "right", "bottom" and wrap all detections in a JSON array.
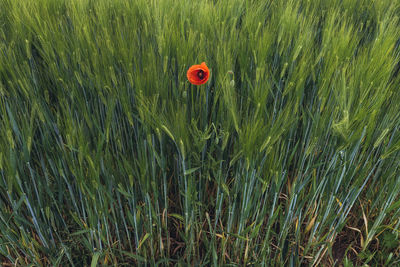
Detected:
[{"left": 187, "top": 62, "right": 210, "bottom": 85}]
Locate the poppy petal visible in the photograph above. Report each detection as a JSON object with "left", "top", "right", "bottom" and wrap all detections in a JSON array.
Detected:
[{"left": 187, "top": 62, "right": 210, "bottom": 85}]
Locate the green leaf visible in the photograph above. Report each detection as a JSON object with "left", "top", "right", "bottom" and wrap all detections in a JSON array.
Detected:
[
  {"left": 121, "top": 251, "right": 147, "bottom": 262},
  {"left": 138, "top": 233, "right": 150, "bottom": 249},
  {"left": 70, "top": 229, "right": 92, "bottom": 236},
  {"left": 184, "top": 166, "right": 200, "bottom": 176},
  {"left": 90, "top": 252, "right": 101, "bottom": 267}
]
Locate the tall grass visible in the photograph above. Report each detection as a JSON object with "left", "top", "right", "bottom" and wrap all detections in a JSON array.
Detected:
[{"left": 1, "top": 0, "right": 400, "bottom": 265}]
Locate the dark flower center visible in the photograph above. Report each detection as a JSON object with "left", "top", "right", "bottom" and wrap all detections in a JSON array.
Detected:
[{"left": 197, "top": 70, "right": 205, "bottom": 80}]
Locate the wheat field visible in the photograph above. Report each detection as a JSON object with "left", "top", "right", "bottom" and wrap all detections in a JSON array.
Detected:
[{"left": 0, "top": 0, "right": 400, "bottom": 265}]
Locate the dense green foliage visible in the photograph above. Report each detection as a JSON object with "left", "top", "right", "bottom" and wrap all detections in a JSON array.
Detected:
[{"left": 1, "top": 0, "right": 400, "bottom": 265}]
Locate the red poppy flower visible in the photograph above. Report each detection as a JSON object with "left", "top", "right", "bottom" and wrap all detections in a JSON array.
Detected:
[{"left": 187, "top": 62, "right": 210, "bottom": 85}]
